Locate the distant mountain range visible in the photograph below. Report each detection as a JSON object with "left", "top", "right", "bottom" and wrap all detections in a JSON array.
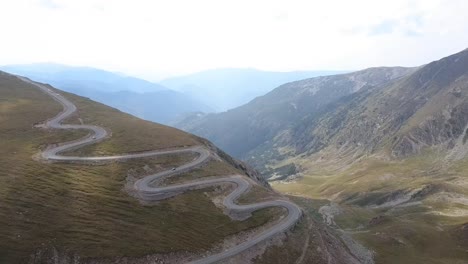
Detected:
[
  {"left": 2, "top": 64, "right": 344, "bottom": 124},
  {"left": 175, "top": 48, "right": 468, "bottom": 178},
  {"left": 0, "top": 63, "right": 212, "bottom": 124},
  {"left": 160, "top": 68, "right": 346, "bottom": 111},
  {"left": 1, "top": 63, "right": 168, "bottom": 93},
  {"left": 174, "top": 66, "right": 415, "bottom": 167}
]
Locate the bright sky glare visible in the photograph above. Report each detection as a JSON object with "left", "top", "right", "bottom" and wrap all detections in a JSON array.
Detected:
[{"left": 0, "top": 0, "right": 467, "bottom": 80}]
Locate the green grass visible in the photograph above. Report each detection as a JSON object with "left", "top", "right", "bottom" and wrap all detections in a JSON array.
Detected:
[
  {"left": 0, "top": 74, "right": 277, "bottom": 263},
  {"left": 272, "top": 147, "right": 468, "bottom": 264},
  {"left": 163, "top": 160, "right": 284, "bottom": 207},
  {"left": 237, "top": 185, "right": 279, "bottom": 205},
  {"left": 353, "top": 214, "right": 468, "bottom": 264},
  {"left": 59, "top": 87, "right": 200, "bottom": 156},
  {"left": 162, "top": 160, "right": 243, "bottom": 185},
  {"left": 273, "top": 150, "right": 445, "bottom": 200}
]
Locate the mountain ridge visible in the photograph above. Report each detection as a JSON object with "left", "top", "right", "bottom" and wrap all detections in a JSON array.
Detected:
[
  {"left": 0, "top": 63, "right": 212, "bottom": 124},
  {"left": 289, "top": 48, "right": 468, "bottom": 163},
  {"left": 175, "top": 66, "right": 415, "bottom": 163},
  {"left": 161, "top": 68, "right": 347, "bottom": 111}
]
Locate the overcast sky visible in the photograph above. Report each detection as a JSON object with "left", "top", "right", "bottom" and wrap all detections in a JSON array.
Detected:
[{"left": 0, "top": 0, "right": 467, "bottom": 80}]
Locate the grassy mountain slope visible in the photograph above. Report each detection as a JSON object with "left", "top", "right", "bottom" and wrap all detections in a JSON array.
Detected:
[{"left": 0, "top": 71, "right": 278, "bottom": 263}]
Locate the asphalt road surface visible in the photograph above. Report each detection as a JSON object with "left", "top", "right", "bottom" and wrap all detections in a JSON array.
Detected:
[{"left": 22, "top": 76, "right": 302, "bottom": 264}]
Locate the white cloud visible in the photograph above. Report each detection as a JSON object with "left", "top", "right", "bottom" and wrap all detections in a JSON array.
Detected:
[{"left": 0, "top": 0, "right": 467, "bottom": 80}]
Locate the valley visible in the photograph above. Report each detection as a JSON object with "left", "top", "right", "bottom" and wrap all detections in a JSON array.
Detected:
[
  {"left": 273, "top": 153, "right": 468, "bottom": 264},
  {"left": 179, "top": 49, "right": 468, "bottom": 264}
]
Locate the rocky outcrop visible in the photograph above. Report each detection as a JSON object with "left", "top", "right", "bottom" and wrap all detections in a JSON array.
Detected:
[{"left": 393, "top": 97, "right": 468, "bottom": 157}]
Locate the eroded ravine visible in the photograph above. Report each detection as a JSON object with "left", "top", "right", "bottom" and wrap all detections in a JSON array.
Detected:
[{"left": 22, "top": 76, "right": 302, "bottom": 264}]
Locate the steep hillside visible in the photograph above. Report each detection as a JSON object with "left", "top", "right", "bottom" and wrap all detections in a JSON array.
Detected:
[
  {"left": 161, "top": 68, "right": 345, "bottom": 111},
  {"left": 287, "top": 48, "right": 468, "bottom": 164},
  {"left": 1, "top": 63, "right": 211, "bottom": 124},
  {"left": 271, "top": 49, "right": 468, "bottom": 264},
  {"left": 0, "top": 71, "right": 369, "bottom": 264},
  {"left": 0, "top": 71, "right": 273, "bottom": 263},
  {"left": 176, "top": 67, "right": 413, "bottom": 162}
]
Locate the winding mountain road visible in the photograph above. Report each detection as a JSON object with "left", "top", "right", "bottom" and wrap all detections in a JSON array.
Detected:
[{"left": 22, "top": 76, "right": 302, "bottom": 264}]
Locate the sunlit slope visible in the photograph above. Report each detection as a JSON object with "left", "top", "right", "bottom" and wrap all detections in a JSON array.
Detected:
[{"left": 0, "top": 71, "right": 276, "bottom": 263}]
